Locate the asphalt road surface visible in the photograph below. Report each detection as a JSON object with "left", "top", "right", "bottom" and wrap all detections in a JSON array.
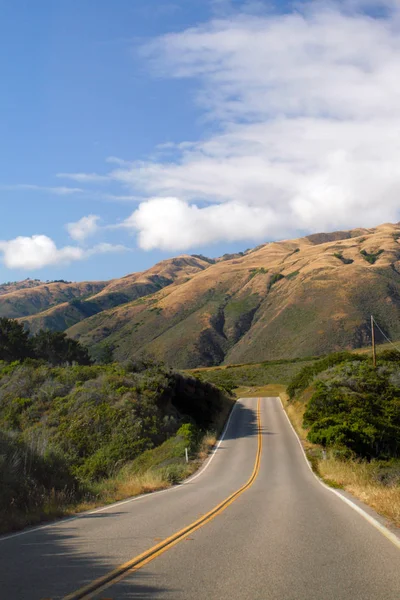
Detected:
[{"left": 0, "top": 397, "right": 399, "bottom": 599}]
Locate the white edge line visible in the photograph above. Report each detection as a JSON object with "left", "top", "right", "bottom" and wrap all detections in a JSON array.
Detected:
[
  {"left": 279, "top": 396, "right": 400, "bottom": 551},
  {"left": 0, "top": 399, "right": 239, "bottom": 543}
]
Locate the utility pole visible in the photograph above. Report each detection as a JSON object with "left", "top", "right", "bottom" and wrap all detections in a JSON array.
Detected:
[{"left": 371, "top": 315, "right": 376, "bottom": 368}]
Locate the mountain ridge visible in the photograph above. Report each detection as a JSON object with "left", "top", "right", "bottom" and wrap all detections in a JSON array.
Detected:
[{"left": 5, "top": 222, "right": 400, "bottom": 368}]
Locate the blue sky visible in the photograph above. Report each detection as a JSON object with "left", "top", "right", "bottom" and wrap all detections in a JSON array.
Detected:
[{"left": 1, "top": 0, "right": 400, "bottom": 283}]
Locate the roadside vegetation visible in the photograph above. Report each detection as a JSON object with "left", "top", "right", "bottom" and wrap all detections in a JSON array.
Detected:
[
  {"left": 187, "top": 357, "right": 317, "bottom": 394},
  {"left": 284, "top": 350, "right": 400, "bottom": 526},
  {"left": 0, "top": 318, "right": 233, "bottom": 534},
  {"left": 194, "top": 347, "right": 400, "bottom": 526}
]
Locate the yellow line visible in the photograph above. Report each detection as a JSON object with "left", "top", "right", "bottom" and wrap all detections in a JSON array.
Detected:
[{"left": 63, "top": 398, "right": 263, "bottom": 600}]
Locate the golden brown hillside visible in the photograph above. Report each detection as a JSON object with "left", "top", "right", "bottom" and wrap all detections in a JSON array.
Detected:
[
  {"left": 0, "top": 280, "right": 107, "bottom": 319},
  {"left": 60, "top": 222, "right": 400, "bottom": 367},
  {"left": 0, "top": 278, "right": 45, "bottom": 296},
  {"left": 19, "top": 255, "right": 211, "bottom": 334}
]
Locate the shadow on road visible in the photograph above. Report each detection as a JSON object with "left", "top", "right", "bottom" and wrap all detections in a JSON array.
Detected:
[
  {"left": 222, "top": 402, "right": 276, "bottom": 440},
  {"left": 0, "top": 520, "right": 176, "bottom": 600}
]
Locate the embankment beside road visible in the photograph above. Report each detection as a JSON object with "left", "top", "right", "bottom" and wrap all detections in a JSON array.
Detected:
[{"left": 281, "top": 352, "right": 400, "bottom": 528}]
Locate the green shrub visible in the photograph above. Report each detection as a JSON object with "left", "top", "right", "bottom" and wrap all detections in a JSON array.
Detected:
[
  {"left": 269, "top": 273, "right": 285, "bottom": 287},
  {"left": 303, "top": 362, "right": 400, "bottom": 459},
  {"left": 333, "top": 252, "right": 354, "bottom": 265},
  {"left": 287, "top": 352, "right": 366, "bottom": 399},
  {"left": 360, "top": 249, "right": 384, "bottom": 264},
  {"left": 286, "top": 270, "right": 300, "bottom": 279},
  {"left": 0, "top": 429, "right": 79, "bottom": 517},
  {"left": 249, "top": 267, "right": 268, "bottom": 279}
]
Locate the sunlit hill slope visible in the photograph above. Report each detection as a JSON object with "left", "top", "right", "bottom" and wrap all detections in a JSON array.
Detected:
[{"left": 6, "top": 223, "right": 400, "bottom": 368}]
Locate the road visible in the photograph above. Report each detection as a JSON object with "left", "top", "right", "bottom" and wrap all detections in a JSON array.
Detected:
[{"left": 0, "top": 397, "right": 399, "bottom": 599}]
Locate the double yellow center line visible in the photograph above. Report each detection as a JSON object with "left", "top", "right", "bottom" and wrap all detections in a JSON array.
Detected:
[{"left": 63, "top": 398, "right": 262, "bottom": 600}]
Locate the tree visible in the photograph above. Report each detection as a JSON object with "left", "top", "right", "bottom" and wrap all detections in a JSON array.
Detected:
[
  {"left": 96, "top": 343, "right": 114, "bottom": 365},
  {"left": 32, "top": 330, "right": 91, "bottom": 366},
  {"left": 0, "top": 318, "right": 32, "bottom": 362}
]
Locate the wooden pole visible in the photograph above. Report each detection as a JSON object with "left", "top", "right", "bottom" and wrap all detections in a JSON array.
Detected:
[{"left": 371, "top": 315, "right": 376, "bottom": 368}]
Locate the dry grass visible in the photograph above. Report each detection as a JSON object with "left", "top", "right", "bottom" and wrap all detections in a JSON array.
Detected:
[
  {"left": 75, "top": 471, "right": 173, "bottom": 514},
  {"left": 235, "top": 383, "right": 287, "bottom": 398},
  {"left": 318, "top": 458, "right": 400, "bottom": 527},
  {"left": 281, "top": 391, "right": 400, "bottom": 528},
  {"left": 198, "top": 433, "right": 218, "bottom": 461}
]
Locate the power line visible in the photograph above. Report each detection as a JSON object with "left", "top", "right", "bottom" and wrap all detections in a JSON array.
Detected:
[{"left": 371, "top": 315, "right": 400, "bottom": 355}]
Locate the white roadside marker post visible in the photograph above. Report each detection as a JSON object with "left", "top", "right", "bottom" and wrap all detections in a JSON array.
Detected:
[{"left": 185, "top": 448, "right": 189, "bottom": 463}]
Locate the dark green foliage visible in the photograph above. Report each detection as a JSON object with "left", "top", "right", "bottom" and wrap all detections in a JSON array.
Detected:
[
  {"left": 191, "top": 254, "right": 215, "bottom": 264},
  {"left": 377, "top": 349, "right": 400, "bottom": 363},
  {"left": 0, "top": 361, "right": 226, "bottom": 489},
  {"left": 0, "top": 318, "right": 32, "bottom": 361},
  {"left": 286, "top": 270, "right": 300, "bottom": 279},
  {"left": 249, "top": 267, "right": 268, "bottom": 279},
  {"left": 32, "top": 330, "right": 91, "bottom": 366},
  {"left": 333, "top": 252, "right": 354, "bottom": 265},
  {"left": 0, "top": 318, "right": 91, "bottom": 366},
  {"left": 303, "top": 362, "right": 400, "bottom": 459},
  {"left": 269, "top": 273, "right": 285, "bottom": 287},
  {"left": 170, "top": 373, "right": 223, "bottom": 430},
  {"left": 360, "top": 249, "right": 384, "bottom": 264},
  {"left": 0, "top": 429, "right": 78, "bottom": 524},
  {"left": 96, "top": 343, "right": 114, "bottom": 365},
  {"left": 68, "top": 298, "right": 100, "bottom": 317},
  {"left": 287, "top": 352, "right": 367, "bottom": 399}
]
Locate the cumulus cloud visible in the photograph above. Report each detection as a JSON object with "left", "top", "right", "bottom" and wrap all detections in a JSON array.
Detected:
[
  {"left": 66, "top": 215, "right": 100, "bottom": 242},
  {"left": 128, "top": 197, "right": 285, "bottom": 250},
  {"left": 0, "top": 235, "right": 127, "bottom": 270},
  {"left": 111, "top": 0, "right": 400, "bottom": 249},
  {"left": 29, "top": 1, "right": 400, "bottom": 251}
]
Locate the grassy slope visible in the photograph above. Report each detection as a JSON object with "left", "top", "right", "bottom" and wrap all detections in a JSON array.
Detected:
[
  {"left": 66, "top": 223, "right": 400, "bottom": 368},
  {"left": 186, "top": 358, "right": 317, "bottom": 392},
  {"left": 0, "top": 281, "right": 107, "bottom": 319},
  {"left": 20, "top": 255, "right": 211, "bottom": 336}
]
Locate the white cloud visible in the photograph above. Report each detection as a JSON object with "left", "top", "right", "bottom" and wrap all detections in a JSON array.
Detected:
[
  {"left": 0, "top": 236, "right": 84, "bottom": 270},
  {"left": 128, "top": 197, "right": 284, "bottom": 250},
  {"left": 0, "top": 235, "right": 127, "bottom": 271},
  {"left": 57, "top": 172, "right": 110, "bottom": 183},
  {"left": 1, "top": 184, "right": 83, "bottom": 195},
  {"left": 66, "top": 215, "right": 100, "bottom": 242},
  {"left": 111, "top": 1, "right": 400, "bottom": 249},
  {"left": 87, "top": 242, "right": 128, "bottom": 256}
]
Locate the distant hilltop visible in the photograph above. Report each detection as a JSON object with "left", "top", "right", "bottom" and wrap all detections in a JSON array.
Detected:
[{"left": 3, "top": 222, "right": 400, "bottom": 368}]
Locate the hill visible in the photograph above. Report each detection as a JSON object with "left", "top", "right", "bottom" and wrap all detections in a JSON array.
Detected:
[
  {"left": 66, "top": 222, "right": 400, "bottom": 367},
  {"left": 19, "top": 255, "right": 211, "bottom": 334},
  {"left": 0, "top": 280, "right": 108, "bottom": 319},
  {"left": 0, "top": 278, "right": 45, "bottom": 296},
  {"left": 7, "top": 222, "right": 400, "bottom": 368}
]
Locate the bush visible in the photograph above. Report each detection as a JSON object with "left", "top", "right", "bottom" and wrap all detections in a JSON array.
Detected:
[
  {"left": 287, "top": 352, "right": 366, "bottom": 399},
  {"left": 360, "top": 249, "right": 384, "bottom": 264},
  {"left": 303, "top": 362, "right": 400, "bottom": 459},
  {"left": 333, "top": 252, "right": 354, "bottom": 265},
  {"left": 0, "top": 429, "right": 78, "bottom": 516}
]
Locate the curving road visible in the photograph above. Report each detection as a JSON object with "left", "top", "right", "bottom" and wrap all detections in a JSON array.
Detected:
[{"left": 0, "top": 397, "right": 399, "bottom": 599}]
